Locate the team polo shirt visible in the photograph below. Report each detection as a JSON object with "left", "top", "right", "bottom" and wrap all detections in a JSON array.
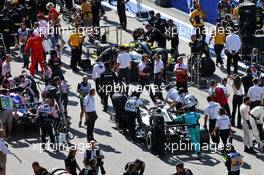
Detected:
[
  {"left": 247, "top": 85, "right": 264, "bottom": 102},
  {"left": 166, "top": 88, "right": 179, "bottom": 102},
  {"left": 216, "top": 115, "right": 230, "bottom": 130},
  {"left": 204, "top": 102, "right": 221, "bottom": 120}
]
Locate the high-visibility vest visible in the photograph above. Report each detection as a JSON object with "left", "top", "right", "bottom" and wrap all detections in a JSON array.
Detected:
[{"left": 228, "top": 152, "right": 243, "bottom": 172}]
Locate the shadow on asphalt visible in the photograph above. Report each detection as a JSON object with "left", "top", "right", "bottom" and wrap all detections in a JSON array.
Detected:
[
  {"left": 61, "top": 62, "right": 71, "bottom": 69},
  {"left": 44, "top": 149, "right": 67, "bottom": 160},
  {"left": 102, "top": 5, "right": 113, "bottom": 12},
  {"left": 160, "top": 152, "right": 221, "bottom": 167},
  {"left": 71, "top": 128, "right": 87, "bottom": 139},
  {"left": 68, "top": 100, "right": 79, "bottom": 106},
  {"left": 98, "top": 143, "right": 122, "bottom": 154},
  {"left": 68, "top": 91, "right": 78, "bottom": 97},
  {"left": 232, "top": 133, "right": 243, "bottom": 143},
  {"left": 94, "top": 128, "right": 112, "bottom": 137},
  {"left": 242, "top": 161, "right": 252, "bottom": 169},
  {"left": 253, "top": 152, "right": 264, "bottom": 161},
  {"left": 8, "top": 124, "right": 39, "bottom": 148}
]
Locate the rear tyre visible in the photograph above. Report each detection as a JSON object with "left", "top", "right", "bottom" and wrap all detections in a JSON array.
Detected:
[{"left": 200, "top": 126, "right": 210, "bottom": 146}]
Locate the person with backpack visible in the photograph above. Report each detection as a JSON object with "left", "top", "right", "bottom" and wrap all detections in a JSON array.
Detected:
[
  {"left": 83, "top": 140, "right": 106, "bottom": 175},
  {"left": 124, "top": 91, "right": 148, "bottom": 141}
]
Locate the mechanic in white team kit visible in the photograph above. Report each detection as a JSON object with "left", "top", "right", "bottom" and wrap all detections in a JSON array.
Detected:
[
  {"left": 204, "top": 96, "right": 221, "bottom": 144},
  {"left": 125, "top": 91, "right": 148, "bottom": 140},
  {"left": 170, "top": 88, "right": 197, "bottom": 112},
  {"left": 240, "top": 96, "right": 256, "bottom": 153},
  {"left": 250, "top": 99, "right": 264, "bottom": 151}
]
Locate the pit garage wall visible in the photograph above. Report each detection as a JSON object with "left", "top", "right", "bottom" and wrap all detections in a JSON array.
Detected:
[{"left": 170, "top": 0, "right": 239, "bottom": 24}]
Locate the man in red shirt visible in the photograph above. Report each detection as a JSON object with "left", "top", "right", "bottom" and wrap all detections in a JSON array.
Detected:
[
  {"left": 47, "top": 2, "right": 60, "bottom": 21},
  {"left": 210, "top": 79, "right": 231, "bottom": 118},
  {"left": 24, "top": 30, "right": 44, "bottom": 76},
  {"left": 174, "top": 57, "right": 188, "bottom": 92}
]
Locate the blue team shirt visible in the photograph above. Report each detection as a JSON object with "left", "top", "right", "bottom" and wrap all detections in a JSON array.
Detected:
[{"left": 174, "top": 112, "right": 201, "bottom": 126}]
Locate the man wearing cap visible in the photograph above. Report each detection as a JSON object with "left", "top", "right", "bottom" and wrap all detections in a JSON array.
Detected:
[
  {"left": 171, "top": 162, "right": 193, "bottom": 175},
  {"left": 174, "top": 57, "right": 188, "bottom": 92},
  {"left": 225, "top": 27, "right": 241, "bottom": 76},
  {"left": 1, "top": 54, "right": 12, "bottom": 78}
]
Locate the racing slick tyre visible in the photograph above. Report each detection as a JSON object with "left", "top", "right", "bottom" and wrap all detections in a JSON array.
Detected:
[
  {"left": 112, "top": 93, "right": 128, "bottom": 131},
  {"left": 200, "top": 126, "right": 210, "bottom": 146},
  {"left": 130, "top": 61, "right": 139, "bottom": 82},
  {"left": 50, "top": 168, "right": 69, "bottom": 175}
]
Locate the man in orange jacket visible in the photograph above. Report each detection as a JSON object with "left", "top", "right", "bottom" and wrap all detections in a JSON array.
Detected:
[{"left": 24, "top": 30, "right": 44, "bottom": 76}]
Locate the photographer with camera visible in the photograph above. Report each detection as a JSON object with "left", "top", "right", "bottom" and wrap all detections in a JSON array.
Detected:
[{"left": 83, "top": 140, "right": 106, "bottom": 175}]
